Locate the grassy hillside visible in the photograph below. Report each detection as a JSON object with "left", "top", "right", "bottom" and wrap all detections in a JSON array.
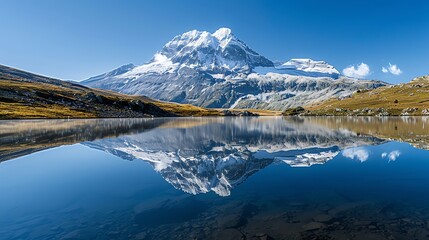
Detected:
[
  {"left": 304, "top": 75, "right": 429, "bottom": 116},
  {"left": 0, "top": 65, "right": 277, "bottom": 119}
]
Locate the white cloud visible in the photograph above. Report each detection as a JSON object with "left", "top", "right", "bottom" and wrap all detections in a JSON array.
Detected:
[
  {"left": 342, "top": 147, "right": 369, "bottom": 162},
  {"left": 382, "top": 63, "right": 402, "bottom": 75},
  {"left": 342, "top": 63, "right": 370, "bottom": 79}
]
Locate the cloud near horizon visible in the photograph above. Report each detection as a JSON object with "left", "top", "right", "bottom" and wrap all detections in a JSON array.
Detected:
[
  {"left": 342, "top": 63, "right": 370, "bottom": 79},
  {"left": 382, "top": 63, "right": 402, "bottom": 75}
]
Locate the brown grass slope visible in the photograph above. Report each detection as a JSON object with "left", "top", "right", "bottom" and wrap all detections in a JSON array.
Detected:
[{"left": 306, "top": 75, "right": 429, "bottom": 116}]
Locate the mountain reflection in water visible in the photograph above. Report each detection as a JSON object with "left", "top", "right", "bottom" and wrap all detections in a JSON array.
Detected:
[
  {"left": 1, "top": 117, "right": 429, "bottom": 240},
  {"left": 83, "top": 117, "right": 385, "bottom": 196}
]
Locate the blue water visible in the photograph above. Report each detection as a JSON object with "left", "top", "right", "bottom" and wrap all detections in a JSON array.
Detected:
[{"left": 0, "top": 117, "right": 429, "bottom": 239}]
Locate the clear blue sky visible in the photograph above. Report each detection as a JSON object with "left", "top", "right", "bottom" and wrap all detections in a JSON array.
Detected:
[{"left": 1, "top": 0, "right": 428, "bottom": 83}]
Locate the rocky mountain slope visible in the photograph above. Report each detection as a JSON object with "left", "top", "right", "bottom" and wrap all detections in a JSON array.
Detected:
[
  {"left": 306, "top": 75, "right": 429, "bottom": 116},
  {"left": 82, "top": 28, "right": 387, "bottom": 110}
]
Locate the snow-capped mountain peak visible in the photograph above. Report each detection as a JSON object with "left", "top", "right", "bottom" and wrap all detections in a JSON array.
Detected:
[
  {"left": 254, "top": 58, "right": 340, "bottom": 78},
  {"left": 157, "top": 27, "right": 273, "bottom": 73},
  {"left": 212, "top": 27, "right": 233, "bottom": 48},
  {"left": 212, "top": 27, "right": 232, "bottom": 40},
  {"left": 280, "top": 58, "right": 340, "bottom": 75}
]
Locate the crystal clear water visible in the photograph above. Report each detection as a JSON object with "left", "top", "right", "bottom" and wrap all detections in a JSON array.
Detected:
[{"left": 1, "top": 117, "right": 429, "bottom": 240}]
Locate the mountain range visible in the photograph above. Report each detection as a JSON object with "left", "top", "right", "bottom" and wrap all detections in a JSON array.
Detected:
[
  {"left": 82, "top": 28, "right": 387, "bottom": 110},
  {"left": 1, "top": 27, "right": 426, "bottom": 117}
]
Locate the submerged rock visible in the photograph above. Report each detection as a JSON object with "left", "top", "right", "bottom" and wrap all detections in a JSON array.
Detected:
[
  {"left": 313, "top": 214, "right": 333, "bottom": 223},
  {"left": 217, "top": 214, "right": 246, "bottom": 229},
  {"left": 353, "top": 220, "right": 373, "bottom": 226},
  {"left": 302, "top": 222, "right": 325, "bottom": 231},
  {"left": 215, "top": 228, "right": 244, "bottom": 240},
  {"left": 134, "top": 231, "right": 147, "bottom": 240}
]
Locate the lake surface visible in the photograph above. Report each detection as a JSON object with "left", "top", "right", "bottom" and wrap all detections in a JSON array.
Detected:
[{"left": 1, "top": 117, "right": 429, "bottom": 240}]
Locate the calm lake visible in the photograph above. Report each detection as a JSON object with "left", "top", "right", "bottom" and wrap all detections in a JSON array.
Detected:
[{"left": 1, "top": 117, "right": 429, "bottom": 240}]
